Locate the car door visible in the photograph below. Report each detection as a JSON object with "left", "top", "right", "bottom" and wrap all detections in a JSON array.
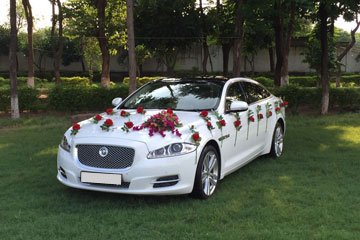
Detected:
[
  {"left": 240, "top": 81, "right": 269, "bottom": 156},
  {"left": 221, "top": 81, "right": 253, "bottom": 174}
]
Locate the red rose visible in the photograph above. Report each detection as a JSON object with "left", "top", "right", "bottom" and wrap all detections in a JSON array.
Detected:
[
  {"left": 219, "top": 119, "right": 226, "bottom": 126},
  {"left": 200, "top": 110, "right": 208, "bottom": 117},
  {"left": 276, "top": 107, "right": 281, "bottom": 112},
  {"left": 281, "top": 101, "right": 288, "bottom": 107},
  {"left": 207, "top": 121, "right": 212, "bottom": 127},
  {"left": 192, "top": 133, "right": 200, "bottom": 142},
  {"left": 269, "top": 111, "right": 273, "bottom": 116},
  {"left": 259, "top": 113, "right": 264, "bottom": 119},
  {"left": 167, "top": 108, "right": 173, "bottom": 114},
  {"left": 137, "top": 107, "right": 144, "bottom": 113},
  {"left": 249, "top": 116, "right": 255, "bottom": 122},
  {"left": 106, "top": 108, "right": 113, "bottom": 115},
  {"left": 95, "top": 114, "right": 102, "bottom": 121},
  {"left": 234, "top": 120, "right": 241, "bottom": 127},
  {"left": 120, "top": 110, "right": 127, "bottom": 117},
  {"left": 105, "top": 119, "right": 113, "bottom": 127},
  {"left": 125, "top": 121, "right": 134, "bottom": 129},
  {"left": 72, "top": 123, "right": 80, "bottom": 130}
]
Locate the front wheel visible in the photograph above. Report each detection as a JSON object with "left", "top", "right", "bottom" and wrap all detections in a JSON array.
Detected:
[
  {"left": 192, "top": 145, "right": 220, "bottom": 199},
  {"left": 270, "top": 122, "right": 284, "bottom": 158}
]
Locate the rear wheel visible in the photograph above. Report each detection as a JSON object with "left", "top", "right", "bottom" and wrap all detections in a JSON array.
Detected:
[
  {"left": 192, "top": 145, "right": 219, "bottom": 199},
  {"left": 270, "top": 122, "right": 284, "bottom": 158}
]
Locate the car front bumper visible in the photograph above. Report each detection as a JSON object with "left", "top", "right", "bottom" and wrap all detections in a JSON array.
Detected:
[{"left": 56, "top": 138, "right": 198, "bottom": 195}]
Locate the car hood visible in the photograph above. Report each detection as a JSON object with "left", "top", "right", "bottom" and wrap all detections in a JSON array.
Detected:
[{"left": 68, "top": 110, "right": 204, "bottom": 150}]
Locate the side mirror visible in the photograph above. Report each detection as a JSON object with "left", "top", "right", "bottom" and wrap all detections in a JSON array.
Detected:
[
  {"left": 230, "top": 101, "right": 248, "bottom": 112},
  {"left": 112, "top": 97, "right": 123, "bottom": 107}
]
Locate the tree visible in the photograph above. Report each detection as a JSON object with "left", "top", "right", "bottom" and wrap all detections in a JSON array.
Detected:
[
  {"left": 207, "top": 0, "right": 235, "bottom": 76},
  {"left": 50, "top": 0, "right": 64, "bottom": 85},
  {"left": 232, "top": 0, "right": 245, "bottom": 77},
  {"left": 336, "top": 15, "right": 360, "bottom": 87},
  {"left": 22, "top": 0, "right": 34, "bottom": 87},
  {"left": 127, "top": 0, "right": 136, "bottom": 94},
  {"left": 9, "top": 0, "right": 20, "bottom": 119},
  {"left": 64, "top": 0, "right": 127, "bottom": 87},
  {"left": 135, "top": 0, "right": 200, "bottom": 76}
]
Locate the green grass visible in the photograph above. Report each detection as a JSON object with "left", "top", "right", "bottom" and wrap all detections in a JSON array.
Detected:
[{"left": 0, "top": 114, "right": 360, "bottom": 239}]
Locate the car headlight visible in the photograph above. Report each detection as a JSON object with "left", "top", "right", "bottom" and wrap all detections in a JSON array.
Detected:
[
  {"left": 60, "top": 135, "right": 71, "bottom": 152},
  {"left": 147, "top": 143, "right": 196, "bottom": 159}
]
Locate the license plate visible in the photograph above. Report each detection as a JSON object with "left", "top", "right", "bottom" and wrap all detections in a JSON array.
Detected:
[{"left": 81, "top": 172, "right": 122, "bottom": 185}]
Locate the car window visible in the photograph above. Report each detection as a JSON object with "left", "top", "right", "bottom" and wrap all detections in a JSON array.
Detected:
[
  {"left": 241, "top": 82, "right": 271, "bottom": 104},
  {"left": 225, "top": 82, "right": 246, "bottom": 111}
]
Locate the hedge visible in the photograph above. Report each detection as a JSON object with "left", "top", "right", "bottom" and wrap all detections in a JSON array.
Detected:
[
  {"left": 59, "top": 77, "right": 91, "bottom": 86},
  {"left": 122, "top": 76, "right": 164, "bottom": 87},
  {"left": 0, "top": 87, "right": 39, "bottom": 112},
  {"left": 271, "top": 86, "right": 360, "bottom": 112},
  {"left": 47, "top": 84, "right": 129, "bottom": 111}
]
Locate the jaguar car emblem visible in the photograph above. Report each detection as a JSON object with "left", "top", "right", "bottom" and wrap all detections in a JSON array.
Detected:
[{"left": 99, "top": 147, "right": 109, "bottom": 157}]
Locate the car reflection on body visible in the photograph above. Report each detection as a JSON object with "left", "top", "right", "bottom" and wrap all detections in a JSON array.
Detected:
[{"left": 57, "top": 77, "right": 286, "bottom": 199}]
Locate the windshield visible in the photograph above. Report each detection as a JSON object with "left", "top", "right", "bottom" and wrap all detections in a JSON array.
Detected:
[{"left": 121, "top": 80, "right": 224, "bottom": 111}]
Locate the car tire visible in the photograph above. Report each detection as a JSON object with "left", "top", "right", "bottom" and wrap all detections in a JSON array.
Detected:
[
  {"left": 192, "top": 145, "right": 220, "bottom": 199},
  {"left": 269, "top": 122, "right": 284, "bottom": 158}
]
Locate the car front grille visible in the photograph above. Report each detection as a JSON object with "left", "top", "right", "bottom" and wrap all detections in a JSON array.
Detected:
[{"left": 77, "top": 144, "right": 135, "bottom": 169}]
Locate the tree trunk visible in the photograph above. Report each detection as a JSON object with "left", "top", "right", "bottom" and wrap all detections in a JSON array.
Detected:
[
  {"left": 222, "top": 43, "right": 231, "bottom": 76},
  {"left": 202, "top": 42, "right": 209, "bottom": 74},
  {"left": 10, "top": 0, "right": 20, "bottom": 119},
  {"left": 273, "top": 1, "right": 284, "bottom": 87},
  {"left": 232, "top": 0, "right": 244, "bottom": 77},
  {"left": 127, "top": 0, "right": 137, "bottom": 94},
  {"left": 81, "top": 57, "right": 86, "bottom": 72},
  {"left": 280, "top": 0, "right": 295, "bottom": 86},
  {"left": 96, "top": 0, "right": 111, "bottom": 87},
  {"left": 22, "top": 0, "right": 35, "bottom": 88},
  {"left": 319, "top": 2, "right": 329, "bottom": 115},
  {"left": 199, "top": 0, "right": 208, "bottom": 74},
  {"left": 269, "top": 47, "right": 275, "bottom": 73},
  {"left": 54, "top": 0, "right": 63, "bottom": 85},
  {"left": 336, "top": 15, "right": 360, "bottom": 87}
]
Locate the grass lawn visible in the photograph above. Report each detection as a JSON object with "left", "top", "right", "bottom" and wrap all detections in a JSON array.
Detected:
[{"left": 0, "top": 113, "right": 359, "bottom": 240}]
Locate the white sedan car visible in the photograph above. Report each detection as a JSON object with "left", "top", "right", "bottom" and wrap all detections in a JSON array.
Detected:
[{"left": 57, "top": 77, "right": 286, "bottom": 199}]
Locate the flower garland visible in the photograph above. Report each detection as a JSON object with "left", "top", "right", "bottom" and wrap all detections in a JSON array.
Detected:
[
  {"left": 92, "top": 114, "right": 103, "bottom": 124},
  {"left": 137, "top": 107, "right": 146, "bottom": 114},
  {"left": 106, "top": 108, "right": 114, "bottom": 115},
  {"left": 256, "top": 105, "right": 263, "bottom": 137},
  {"left": 211, "top": 110, "right": 226, "bottom": 147},
  {"left": 233, "top": 113, "right": 242, "bottom": 146},
  {"left": 200, "top": 110, "right": 214, "bottom": 133},
  {"left": 265, "top": 103, "right": 272, "bottom": 132},
  {"left": 100, "top": 119, "right": 114, "bottom": 131},
  {"left": 189, "top": 125, "right": 201, "bottom": 163},
  {"left": 120, "top": 110, "right": 130, "bottom": 117},
  {"left": 71, "top": 123, "right": 80, "bottom": 135},
  {"left": 247, "top": 109, "right": 254, "bottom": 140},
  {"left": 121, "top": 121, "right": 134, "bottom": 133},
  {"left": 133, "top": 109, "right": 182, "bottom": 138}
]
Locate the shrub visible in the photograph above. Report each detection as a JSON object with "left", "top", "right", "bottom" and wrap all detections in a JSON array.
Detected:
[
  {"left": 271, "top": 86, "right": 360, "bottom": 112},
  {"left": 289, "top": 76, "right": 318, "bottom": 87},
  {"left": 60, "top": 77, "right": 90, "bottom": 86},
  {"left": 253, "top": 77, "right": 273, "bottom": 88},
  {"left": 48, "top": 84, "right": 129, "bottom": 111},
  {"left": 123, "top": 76, "right": 164, "bottom": 87},
  {"left": 0, "top": 87, "right": 39, "bottom": 112}
]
